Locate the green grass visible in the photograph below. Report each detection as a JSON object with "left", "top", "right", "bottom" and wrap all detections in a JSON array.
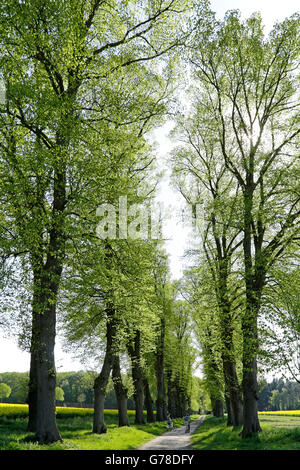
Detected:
[
  {"left": 191, "top": 415, "right": 300, "bottom": 450},
  {"left": 0, "top": 405, "right": 197, "bottom": 450},
  {"left": 259, "top": 413, "right": 300, "bottom": 430}
]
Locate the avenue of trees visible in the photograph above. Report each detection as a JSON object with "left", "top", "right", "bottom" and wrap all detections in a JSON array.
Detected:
[{"left": 0, "top": 0, "right": 299, "bottom": 443}]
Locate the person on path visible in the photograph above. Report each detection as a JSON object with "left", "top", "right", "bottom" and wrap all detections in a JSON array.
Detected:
[
  {"left": 184, "top": 412, "right": 191, "bottom": 433},
  {"left": 167, "top": 412, "right": 174, "bottom": 430}
]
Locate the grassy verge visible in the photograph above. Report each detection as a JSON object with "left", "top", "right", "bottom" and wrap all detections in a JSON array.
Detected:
[
  {"left": 0, "top": 404, "right": 199, "bottom": 450},
  {"left": 191, "top": 415, "right": 300, "bottom": 450}
]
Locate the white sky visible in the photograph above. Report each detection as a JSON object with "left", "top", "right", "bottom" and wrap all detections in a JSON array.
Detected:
[{"left": 0, "top": 0, "right": 299, "bottom": 373}]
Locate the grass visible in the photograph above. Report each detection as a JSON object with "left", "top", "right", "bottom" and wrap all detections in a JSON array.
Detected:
[
  {"left": 0, "top": 404, "right": 198, "bottom": 450},
  {"left": 3, "top": 404, "right": 300, "bottom": 451},
  {"left": 191, "top": 414, "right": 300, "bottom": 450}
]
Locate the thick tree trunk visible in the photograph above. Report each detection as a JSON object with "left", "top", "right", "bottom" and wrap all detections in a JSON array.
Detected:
[
  {"left": 35, "top": 302, "right": 62, "bottom": 443},
  {"left": 127, "top": 330, "right": 145, "bottom": 425},
  {"left": 93, "top": 389, "right": 107, "bottom": 434},
  {"left": 93, "top": 314, "right": 116, "bottom": 434},
  {"left": 167, "top": 370, "right": 177, "bottom": 418},
  {"left": 112, "top": 355, "right": 129, "bottom": 427},
  {"left": 155, "top": 318, "right": 167, "bottom": 421},
  {"left": 144, "top": 376, "right": 155, "bottom": 423},
  {"left": 27, "top": 340, "right": 38, "bottom": 432},
  {"left": 175, "top": 380, "right": 185, "bottom": 418},
  {"left": 242, "top": 356, "right": 262, "bottom": 437},
  {"left": 212, "top": 398, "right": 224, "bottom": 418},
  {"left": 241, "top": 186, "right": 263, "bottom": 437},
  {"left": 28, "top": 267, "right": 62, "bottom": 443},
  {"left": 218, "top": 259, "right": 243, "bottom": 427},
  {"left": 225, "top": 388, "right": 233, "bottom": 426},
  {"left": 27, "top": 124, "right": 68, "bottom": 443},
  {"left": 222, "top": 355, "right": 243, "bottom": 427}
]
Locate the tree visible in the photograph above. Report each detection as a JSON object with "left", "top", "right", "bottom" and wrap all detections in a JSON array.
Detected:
[
  {"left": 164, "top": 292, "right": 196, "bottom": 418},
  {"left": 55, "top": 387, "right": 64, "bottom": 405},
  {"left": 152, "top": 252, "right": 171, "bottom": 421},
  {"left": 0, "top": 382, "right": 11, "bottom": 402},
  {"left": 182, "top": 267, "right": 225, "bottom": 417},
  {"left": 187, "top": 10, "right": 300, "bottom": 436},
  {"left": 171, "top": 104, "right": 245, "bottom": 426},
  {"left": 0, "top": 0, "right": 194, "bottom": 443},
  {"left": 260, "top": 263, "right": 300, "bottom": 383}
]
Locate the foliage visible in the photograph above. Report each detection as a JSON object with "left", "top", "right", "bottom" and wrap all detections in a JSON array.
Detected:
[
  {"left": 0, "top": 382, "right": 11, "bottom": 401},
  {"left": 258, "top": 378, "right": 300, "bottom": 412}
]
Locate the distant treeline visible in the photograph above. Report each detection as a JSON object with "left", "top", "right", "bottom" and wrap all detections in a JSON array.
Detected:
[
  {"left": 258, "top": 379, "right": 300, "bottom": 411},
  {"left": 1, "top": 371, "right": 300, "bottom": 413},
  {"left": 0, "top": 371, "right": 136, "bottom": 410}
]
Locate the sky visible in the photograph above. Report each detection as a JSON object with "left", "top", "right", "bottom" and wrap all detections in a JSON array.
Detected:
[{"left": 0, "top": 0, "right": 299, "bottom": 374}]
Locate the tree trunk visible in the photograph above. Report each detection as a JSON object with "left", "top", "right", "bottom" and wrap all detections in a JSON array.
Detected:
[
  {"left": 27, "top": 125, "right": 68, "bottom": 443},
  {"left": 127, "top": 330, "right": 145, "bottom": 425},
  {"left": 222, "top": 355, "right": 243, "bottom": 427},
  {"left": 155, "top": 318, "right": 167, "bottom": 421},
  {"left": 27, "top": 266, "right": 62, "bottom": 443},
  {"left": 167, "top": 369, "right": 177, "bottom": 418},
  {"left": 27, "top": 340, "right": 38, "bottom": 432},
  {"left": 93, "top": 313, "right": 117, "bottom": 434},
  {"left": 112, "top": 354, "right": 129, "bottom": 427},
  {"left": 241, "top": 186, "right": 263, "bottom": 437},
  {"left": 34, "top": 302, "right": 62, "bottom": 443},
  {"left": 212, "top": 398, "right": 224, "bottom": 418},
  {"left": 218, "top": 259, "right": 243, "bottom": 427},
  {"left": 225, "top": 388, "right": 233, "bottom": 426},
  {"left": 175, "top": 379, "right": 185, "bottom": 417},
  {"left": 241, "top": 355, "right": 262, "bottom": 437},
  {"left": 144, "top": 376, "right": 155, "bottom": 423},
  {"left": 93, "top": 389, "right": 107, "bottom": 434}
]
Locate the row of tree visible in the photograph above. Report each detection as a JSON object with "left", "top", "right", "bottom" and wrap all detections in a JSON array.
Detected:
[
  {"left": 0, "top": 0, "right": 202, "bottom": 443},
  {"left": 169, "top": 8, "right": 300, "bottom": 437},
  {"left": 0, "top": 370, "right": 206, "bottom": 411},
  {"left": 0, "top": 0, "right": 299, "bottom": 444}
]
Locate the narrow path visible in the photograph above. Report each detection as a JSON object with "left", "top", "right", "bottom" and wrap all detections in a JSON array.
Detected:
[{"left": 138, "top": 416, "right": 206, "bottom": 450}]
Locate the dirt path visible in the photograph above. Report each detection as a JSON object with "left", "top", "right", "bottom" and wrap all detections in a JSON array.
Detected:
[{"left": 138, "top": 416, "right": 206, "bottom": 450}]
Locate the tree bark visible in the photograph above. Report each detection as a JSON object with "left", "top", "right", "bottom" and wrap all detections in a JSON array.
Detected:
[
  {"left": 223, "top": 357, "right": 243, "bottom": 426},
  {"left": 241, "top": 354, "right": 262, "bottom": 437},
  {"left": 144, "top": 376, "right": 155, "bottom": 423},
  {"left": 127, "top": 330, "right": 145, "bottom": 425},
  {"left": 34, "top": 299, "right": 62, "bottom": 442},
  {"left": 241, "top": 186, "right": 263, "bottom": 437},
  {"left": 217, "top": 258, "right": 243, "bottom": 427},
  {"left": 167, "top": 369, "right": 177, "bottom": 418},
  {"left": 27, "top": 263, "right": 63, "bottom": 443},
  {"left": 212, "top": 398, "right": 224, "bottom": 418},
  {"left": 112, "top": 354, "right": 129, "bottom": 427},
  {"left": 155, "top": 318, "right": 167, "bottom": 421},
  {"left": 27, "top": 333, "right": 38, "bottom": 432},
  {"left": 27, "top": 118, "right": 69, "bottom": 442},
  {"left": 225, "top": 388, "right": 233, "bottom": 426},
  {"left": 93, "top": 313, "right": 117, "bottom": 434}
]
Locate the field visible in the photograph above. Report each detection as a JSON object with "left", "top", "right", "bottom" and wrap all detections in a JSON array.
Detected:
[
  {"left": 0, "top": 404, "right": 194, "bottom": 450},
  {"left": 2, "top": 405, "right": 300, "bottom": 450},
  {"left": 191, "top": 412, "right": 300, "bottom": 450}
]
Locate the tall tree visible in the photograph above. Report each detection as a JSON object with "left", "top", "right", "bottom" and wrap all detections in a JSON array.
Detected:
[
  {"left": 187, "top": 10, "right": 300, "bottom": 436},
  {"left": 171, "top": 107, "right": 244, "bottom": 426}
]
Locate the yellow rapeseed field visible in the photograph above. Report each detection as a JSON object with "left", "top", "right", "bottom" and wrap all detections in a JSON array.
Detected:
[
  {"left": 259, "top": 410, "right": 300, "bottom": 416},
  {"left": 0, "top": 403, "right": 136, "bottom": 418}
]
